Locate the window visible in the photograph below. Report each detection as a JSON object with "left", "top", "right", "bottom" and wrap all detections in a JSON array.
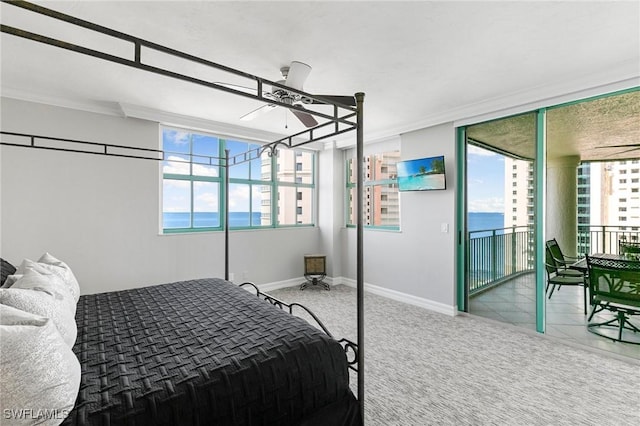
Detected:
[
  {"left": 346, "top": 150, "right": 400, "bottom": 229},
  {"left": 276, "top": 149, "right": 315, "bottom": 226},
  {"left": 620, "top": 179, "right": 627, "bottom": 184},
  {"left": 162, "top": 127, "right": 315, "bottom": 232},
  {"left": 162, "top": 129, "right": 221, "bottom": 231}
]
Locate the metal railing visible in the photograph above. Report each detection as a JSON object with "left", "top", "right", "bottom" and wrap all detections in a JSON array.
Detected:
[
  {"left": 468, "top": 225, "right": 534, "bottom": 295},
  {"left": 577, "top": 225, "right": 640, "bottom": 255},
  {"left": 468, "top": 224, "right": 640, "bottom": 296}
]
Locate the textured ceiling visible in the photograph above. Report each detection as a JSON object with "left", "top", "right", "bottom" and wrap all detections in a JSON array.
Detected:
[
  {"left": 1, "top": 1, "right": 639, "bottom": 148},
  {"left": 467, "top": 90, "right": 640, "bottom": 162}
]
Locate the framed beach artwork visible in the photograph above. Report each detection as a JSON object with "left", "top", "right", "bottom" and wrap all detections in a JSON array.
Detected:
[{"left": 397, "top": 155, "right": 446, "bottom": 191}]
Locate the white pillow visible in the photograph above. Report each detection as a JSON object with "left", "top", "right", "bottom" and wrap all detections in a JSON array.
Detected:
[
  {"left": 0, "top": 285, "right": 77, "bottom": 347},
  {"left": 0, "top": 304, "right": 80, "bottom": 425},
  {"left": 10, "top": 268, "right": 76, "bottom": 316},
  {"left": 15, "top": 256, "right": 80, "bottom": 304},
  {"left": 38, "top": 253, "right": 80, "bottom": 302},
  {"left": 2, "top": 274, "right": 22, "bottom": 288}
]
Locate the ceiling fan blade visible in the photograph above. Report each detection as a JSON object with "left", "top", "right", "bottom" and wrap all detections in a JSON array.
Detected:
[
  {"left": 240, "top": 104, "right": 277, "bottom": 121},
  {"left": 291, "top": 108, "right": 319, "bottom": 128},
  {"left": 284, "top": 61, "right": 311, "bottom": 90},
  {"left": 610, "top": 147, "right": 640, "bottom": 156},
  {"left": 308, "top": 94, "right": 356, "bottom": 107},
  {"left": 596, "top": 144, "right": 640, "bottom": 149}
]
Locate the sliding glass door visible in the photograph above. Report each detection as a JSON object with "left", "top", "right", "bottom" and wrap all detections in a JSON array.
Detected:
[{"left": 457, "top": 112, "right": 543, "bottom": 332}]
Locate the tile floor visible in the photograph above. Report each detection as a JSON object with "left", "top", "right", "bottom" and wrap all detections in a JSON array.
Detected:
[{"left": 469, "top": 272, "right": 640, "bottom": 360}]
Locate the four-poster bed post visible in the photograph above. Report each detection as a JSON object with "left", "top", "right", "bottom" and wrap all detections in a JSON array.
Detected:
[
  {"left": 224, "top": 148, "right": 230, "bottom": 282},
  {"left": 1, "top": 0, "right": 366, "bottom": 418},
  {"left": 355, "top": 92, "right": 365, "bottom": 410}
]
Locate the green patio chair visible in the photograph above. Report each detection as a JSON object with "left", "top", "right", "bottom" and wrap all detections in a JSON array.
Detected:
[
  {"left": 545, "top": 246, "right": 588, "bottom": 314},
  {"left": 586, "top": 255, "right": 640, "bottom": 344},
  {"left": 619, "top": 241, "right": 640, "bottom": 259},
  {"left": 546, "top": 238, "right": 585, "bottom": 278}
]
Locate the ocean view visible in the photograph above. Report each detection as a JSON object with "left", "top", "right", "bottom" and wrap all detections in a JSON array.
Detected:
[
  {"left": 165, "top": 211, "right": 506, "bottom": 231},
  {"left": 164, "top": 212, "right": 262, "bottom": 228},
  {"left": 468, "top": 212, "right": 504, "bottom": 234}
]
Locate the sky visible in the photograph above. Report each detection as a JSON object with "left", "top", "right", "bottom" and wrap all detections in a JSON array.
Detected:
[
  {"left": 467, "top": 145, "right": 505, "bottom": 213},
  {"left": 162, "top": 129, "right": 263, "bottom": 213}
]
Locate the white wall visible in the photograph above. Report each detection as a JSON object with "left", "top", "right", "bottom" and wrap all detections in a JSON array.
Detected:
[
  {"left": 0, "top": 98, "right": 320, "bottom": 294},
  {"left": 317, "top": 142, "right": 344, "bottom": 278},
  {"left": 340, "top": 123, "right": 457, "bottom": 313}
]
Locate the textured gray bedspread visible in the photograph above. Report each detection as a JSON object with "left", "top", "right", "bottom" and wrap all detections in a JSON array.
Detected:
[{"left": 62, "top": 278, "right": 360, "bottom": 426}]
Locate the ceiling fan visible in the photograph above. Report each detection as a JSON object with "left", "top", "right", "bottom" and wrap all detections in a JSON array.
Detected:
[
  {"left": 217, "top": 61, "right": 356, "bottom": 128},
  {"left": 240, "top": 61, "right": 317, "bottom": 127}
]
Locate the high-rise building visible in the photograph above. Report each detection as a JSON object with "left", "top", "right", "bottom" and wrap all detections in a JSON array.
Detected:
[
  {"left": 503, "top": 157, "right": 534, "bottom": 229},
  {"left": 595, "top": 159, "right": 640, "bottom": 238}
]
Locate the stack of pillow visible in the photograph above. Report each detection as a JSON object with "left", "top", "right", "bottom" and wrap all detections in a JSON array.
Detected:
[{"left": 0, "top": 253, "right": 81, "bottom": 425}]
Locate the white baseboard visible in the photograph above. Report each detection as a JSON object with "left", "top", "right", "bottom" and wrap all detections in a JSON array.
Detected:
[
  {"left": 246, "top": 276, "right": 336, "bottom": 293},
  {"left": 338, "top": 277, "right": 457, "bottom": 316},
  {"left": 241, "top": 276, "right": 456, "bottom": 317}
]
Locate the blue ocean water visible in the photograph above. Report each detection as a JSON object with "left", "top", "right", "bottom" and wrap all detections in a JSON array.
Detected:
[
  {"left": 468, "top": 212, "right": 504, "bottom": 235},
  {"left": 163, "top": 212, "right": 262, "bottom": 228}
]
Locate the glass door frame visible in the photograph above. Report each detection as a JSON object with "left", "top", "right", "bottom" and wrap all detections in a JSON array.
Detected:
[{"left": 455, "top": 110, "right": 547, "bottom": 333}]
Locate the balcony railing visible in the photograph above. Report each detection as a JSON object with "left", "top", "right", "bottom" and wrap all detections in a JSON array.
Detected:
[
  {"left": 468, "top": 225, "right": 534, "bottom": 295},
  {"left": 577, "top": 225, "right": 640, "bottom": 255},
  {"left": 468, "top": 224, "right": 639, "bottom": 296}
]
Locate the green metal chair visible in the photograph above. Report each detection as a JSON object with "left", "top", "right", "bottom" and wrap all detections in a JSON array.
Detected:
[
  {"left": 619, "top": 241, "right": 640, "bottom": 259},
  {"left": 545, "top": 246, "right": 588, "bottom": 314},
  {"left": 586, "top": 255, "right": 640, "bottom": 344},
  {"left": 545, "top": 238, "right": 584, "bottom": 278}
]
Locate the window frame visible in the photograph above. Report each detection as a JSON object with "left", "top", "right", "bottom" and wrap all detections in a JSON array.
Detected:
[
  {"left": 161, "top": 127, "right": 316, "bottom": 233},
  {"left": 345, "top": 149, "right": 400, "bottom": 231}
]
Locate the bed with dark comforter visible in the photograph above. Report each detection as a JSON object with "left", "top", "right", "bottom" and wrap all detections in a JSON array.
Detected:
[{"left": 62, "top": 278, "right": 361, "bottom": 426}]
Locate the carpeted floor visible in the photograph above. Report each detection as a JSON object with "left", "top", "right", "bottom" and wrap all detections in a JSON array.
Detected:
[{"left": 268, "top": 284, "right": 640, "bottom": 426}]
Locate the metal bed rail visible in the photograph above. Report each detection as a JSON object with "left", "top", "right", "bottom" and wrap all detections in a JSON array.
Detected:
[
  {"left": 1, "top": 0, "right": 358, "bottom": 148},
  {"left": 239, "top": 282, "right": 359, "bottom": 372}
]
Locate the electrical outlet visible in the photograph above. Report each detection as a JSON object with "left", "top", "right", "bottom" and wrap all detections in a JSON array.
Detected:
[
  {"left": 229, "top": 272, "right": 235, "bottom": 282},
  {"left": 441, "top": 223, "right": 449, "bottom": 233}
]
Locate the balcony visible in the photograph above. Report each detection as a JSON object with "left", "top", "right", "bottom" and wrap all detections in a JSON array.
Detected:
[
  {"left": 468, "top": 225, "right": 640, "bottom": 360},
  {"left": 468, "top": 225, "right": 534, "bottom": 296}
]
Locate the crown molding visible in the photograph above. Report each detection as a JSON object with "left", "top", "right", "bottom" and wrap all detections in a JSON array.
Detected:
[
  {"left": 1, "top": 87, "right": 124, "bottom": 117},
  {"left": 118, "top": 103, "right": 287, "bottom": 144}
]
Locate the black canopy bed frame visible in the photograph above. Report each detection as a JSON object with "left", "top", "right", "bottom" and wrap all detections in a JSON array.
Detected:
[{"left": 1, "top": 0, "right": 366, "bottom": 424}]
